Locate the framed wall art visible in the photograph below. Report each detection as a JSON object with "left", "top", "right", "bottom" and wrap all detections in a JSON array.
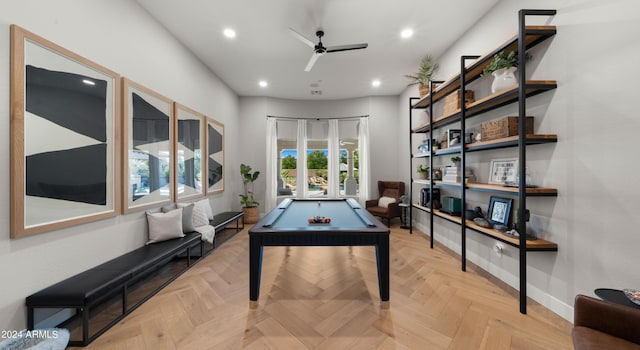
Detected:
[
  {"left": 174, "top": 103, "right": 205, "bottom": 201},
  {"left": 10, "top": 25, "right": 121, "bottom": 238},
  {"left": 122, "top": 78, "right": 174, "bottom": 213},
  {"left": 487, "top": 196, "right": 513, "bottom": 227},
  {"left": 488, "top": 158, "right": 518, "bottom": 185},
  {"left": 206, "top": 117, "right": 224, "bottom": 194}
]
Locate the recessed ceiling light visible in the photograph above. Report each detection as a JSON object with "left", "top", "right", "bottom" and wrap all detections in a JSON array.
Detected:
[
  {"left": 258, "top": 80, "right": 268, "bottom": 88},
  {"left": 400, "top": 28, "right": 414, "bottom": 39},
  {"left": 371, "top": 79, "right": 381, "bottom": 87},
  {"left": 223, "top": 28, "right": 236, "bottom": 39},
  {"left": 82, "top": 79, "right": 95, "bottom": 86}
]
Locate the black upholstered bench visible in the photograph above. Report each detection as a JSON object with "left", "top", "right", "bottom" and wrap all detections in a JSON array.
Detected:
[
  {"left": 210, "top": 211, "right": 244, "bottom": 247},
  {"left": 26, "top": 231, "right": 203, "bottom": 346}
]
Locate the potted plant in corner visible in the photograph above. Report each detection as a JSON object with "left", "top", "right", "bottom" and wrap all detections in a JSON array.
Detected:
[
  {"left": 240, "top": 163, "right": 260, "bottom": 224},
  {"left": 482, "top": 50, "right": 532, "bottom": 93},
  {"left": 405, "top": 55, "right": 439, "bottom": 98}
]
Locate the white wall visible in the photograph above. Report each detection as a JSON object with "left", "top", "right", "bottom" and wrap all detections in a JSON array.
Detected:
[
  {"left": 238, "top": 96, "right": 402, "bottom": 209},
  {"left": 401, "top": 0, "right": 640, "bottom": 321},
  {"left": 0, "top": 0, "right": 239, "bottom": 331}
]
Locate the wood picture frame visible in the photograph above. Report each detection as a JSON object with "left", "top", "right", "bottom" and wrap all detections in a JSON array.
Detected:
[
  {"left": 488, "top": 158, "right": 518, "bottom": 185},
  {"left": 487, "top": 196, "right": 513, "bottom": 227},
  {"left": 206, "top": 117, "right": 224, "bottom": 194},
  {"left": 122, "top": 78, "right": 174, "bottom": 213},
  {"left": 10, "top": 25, "right": 121, "bottom": 238},
  {"left": 174, "top": 103, "right": 205, "bottom": 201}
]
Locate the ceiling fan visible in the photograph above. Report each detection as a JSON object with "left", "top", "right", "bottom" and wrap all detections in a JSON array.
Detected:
[{"left": 288, "top": 27, "right": 368, "bottom": 72}]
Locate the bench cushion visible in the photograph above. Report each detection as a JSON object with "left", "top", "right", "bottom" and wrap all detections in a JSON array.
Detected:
[{"left": 26, "top": 231, "right": 201, "bottom": 307}]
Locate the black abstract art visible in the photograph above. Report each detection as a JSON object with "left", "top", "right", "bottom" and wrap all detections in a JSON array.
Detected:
[
  {"left": 25, "top": 65, "right": 108, "bottom": 205},
  {"left": 207, "top": 120, "right": 224, "bottom": 192}
]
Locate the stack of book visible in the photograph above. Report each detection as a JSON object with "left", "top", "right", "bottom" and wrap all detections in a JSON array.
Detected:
[{"left": 442, "top": 166, "right": 476, "bottom": 183}]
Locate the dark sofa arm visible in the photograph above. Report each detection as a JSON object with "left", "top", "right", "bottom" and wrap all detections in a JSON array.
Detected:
[
  {"left": 574, "top": 294, "right": 640, "bottom": 345},
  {"left": 365, "top": 199, "right": 378, "bottom": 208}
]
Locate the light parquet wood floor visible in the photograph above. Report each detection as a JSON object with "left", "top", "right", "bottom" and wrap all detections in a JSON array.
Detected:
[{"left": 82, "top": 225, "right": 572, "bottom": 349}]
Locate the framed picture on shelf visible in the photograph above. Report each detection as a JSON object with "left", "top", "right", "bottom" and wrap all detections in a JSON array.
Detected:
[
  {"left": 489, "top": 158, "right": 518, "bottom": 185},
  {"left": 9, "top": 25, "right": 121, "bottom": 238},
  {"left": 447, "top": 129, "right": 461, "bottom": 147},
  {"left": 487, "top": 196, "right": 513, "bottom": 227}
]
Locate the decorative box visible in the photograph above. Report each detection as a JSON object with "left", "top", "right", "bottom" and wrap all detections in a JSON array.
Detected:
[
  {"left": 440, "top": 196, "right": 461, "bottom": 216},
  {"left": 480, "top": 116, "right": 534, "bottom": 141},
  {"left": 443, "top": 90, "right": 475, "bottom": 115}
]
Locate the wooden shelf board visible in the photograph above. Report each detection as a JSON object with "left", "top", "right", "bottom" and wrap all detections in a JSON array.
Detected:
[
  {"left": 410, "top": 203, "right": 558, "bottom": 251},
  {"left": 412, "top": 26, "right": 557, "bottom": 109},
  {"left": 412, "top": 81, "right": 557, "bottom": 133},
  {"left": 428, "top": 181, "right": 557, "bottom": 196},
  {"left": 466, "top": 134, "right": 558, "bottom": 152}
]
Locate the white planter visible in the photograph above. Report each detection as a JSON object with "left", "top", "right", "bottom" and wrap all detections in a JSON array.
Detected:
[{"left": 491, "top": 67, "right": 517, "bottom": 93}]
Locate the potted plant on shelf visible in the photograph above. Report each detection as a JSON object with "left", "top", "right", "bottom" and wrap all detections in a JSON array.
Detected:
[
  {"left": 481, "top": 50, "right": 532, "bottom": 93},
  {"left": 417, "top": 164, "right": 430, "bottom": 180},
  {"left": 405, "top": 55, "right": 439, "bottom": 98},
  {"left": 240, "top": 163, "right": 260, "bottom": 224},
  {"left": 450, "top": 156, "right": 461, "bottom": 168}
]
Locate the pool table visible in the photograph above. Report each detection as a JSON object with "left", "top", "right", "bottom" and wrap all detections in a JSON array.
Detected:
[{"left": 248, "top": 198, "right": 390, "bottom": 302}]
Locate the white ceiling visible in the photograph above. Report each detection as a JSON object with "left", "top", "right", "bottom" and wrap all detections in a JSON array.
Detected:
[{"left": 135, "top": 0, "right": 500, "bottom": 100}]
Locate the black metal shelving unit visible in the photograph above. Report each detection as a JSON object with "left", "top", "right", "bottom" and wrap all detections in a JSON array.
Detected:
[{"left": 408, "top": 9, "right": 558, "bottom": 314}]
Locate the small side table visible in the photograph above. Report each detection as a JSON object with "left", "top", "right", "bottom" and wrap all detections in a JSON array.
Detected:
[
  {"left": 594, "top": 288, "right": 640, "bottom": 309},
  {"left": 399, "top": 203, "right": 409, "bottom": 229}
]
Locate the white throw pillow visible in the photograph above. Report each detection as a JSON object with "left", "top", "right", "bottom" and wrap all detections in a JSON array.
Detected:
[
  {"left": 378, "top": 196, "right": 396, "bottom": 208},
  {"left": 166, "top": 203, "right": 195, "bottom": 233},
  {"left": 146, "top": 208, "right": 184, "bottom": 244},
  {"left": 186, "top": 200, "right": 210, "bottom": 227},
  {"left": 197, "top": 198, "right": 214, "bottom": 220}
]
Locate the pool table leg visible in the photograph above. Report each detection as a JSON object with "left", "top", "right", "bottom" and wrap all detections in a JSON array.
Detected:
[
  {"left": 249, "top": 236, "right": 263, "bottom": 301},
  {"left": 376, "top": 236, "right": 390, "bottom": 301}
]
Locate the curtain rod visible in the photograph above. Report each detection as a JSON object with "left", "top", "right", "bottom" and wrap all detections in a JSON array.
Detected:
[{"left": 266, "top": 115, "right": 368, "bottom": 121}]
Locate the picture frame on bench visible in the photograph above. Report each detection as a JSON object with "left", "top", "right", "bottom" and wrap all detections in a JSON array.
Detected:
[
  {"left": 174, "top": 103, "right": 206, "bottom": 201},
  {"left": 9, "top": 25, "right": 121, "bottom": 238},
  {"left": 122, "top": 78, "right": 174, "bottom": 213}
]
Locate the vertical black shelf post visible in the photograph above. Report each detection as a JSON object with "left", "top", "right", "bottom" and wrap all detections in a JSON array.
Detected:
[
  {"left": 517, "top": 8, "right": 557, "bottom": 315},
  {"left": 427, "top": 81, "right": 439, "bottom": 249},
  {"left": 409, "top": 97, "right": 419, "bottom": 234},
  {"left": 459, "top": 56, "right": 480, "bottom": 271}
]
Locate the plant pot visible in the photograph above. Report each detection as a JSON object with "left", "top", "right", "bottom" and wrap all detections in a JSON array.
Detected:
[
  {"left": 242, "top": 206, "right": 259, "bottom": 224},
  {"left": 491, "top": 67, "right": 517, "bottom": 93},
  {"left": 417, "top": 172, "right": 428, "bottom": 180},
  {"left": 418, "top": 84, "right": 430, "bottom": 98}
]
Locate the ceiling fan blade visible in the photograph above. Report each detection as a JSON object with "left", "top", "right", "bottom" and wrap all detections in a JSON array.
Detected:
[
  {"left": 326, "top": 43, "right": 368, "bottom": 53},
  {"left": 304, "top": 53, "right": 321, "bottom": 72},
  {"left": 288, "top": 27, "right": 315, "bottom": 48}
]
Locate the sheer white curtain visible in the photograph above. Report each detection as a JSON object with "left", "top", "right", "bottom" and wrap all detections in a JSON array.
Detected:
[
  {"left": 264, "top": 117, "right": 278, "bottom": 212},
  {"left": 296, "top": 119, "right": 308, "bottom": 199},
  {"left": 358, "top": 117, "right": 371, "bottom": 205},
  {"left": 327, "top": 119, "right": 340, "bottom": 198}
]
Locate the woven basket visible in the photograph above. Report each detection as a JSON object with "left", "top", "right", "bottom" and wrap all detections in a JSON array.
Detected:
[{"left": 242, "top": 207, "right": 259, "bottom": 224}]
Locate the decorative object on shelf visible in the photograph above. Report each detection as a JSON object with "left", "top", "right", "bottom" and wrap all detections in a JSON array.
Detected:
[
  {"left": 420, "top": 188, "right": 440, "bottom": 206},
  {"left": 481, "top": 116, "right": 534, "bottom": 141},
  {"left": 514, "top": 208, "right": 530, "bottom": 231},
  {"left": 489, "top": 158, "right": 518, "bottom": 185},
  {"left": 450, "top": 156, "right": 461, "bottom": 167},
  {"left": 487, "top": 196, "right": 513, "bottom": 227},
  {"left": 240, "top": 163, "right": 260, "bottom": 223},
  {"left": 416, "top": 164, "right": 430, "bottom": 179},
  {"left": 440, "top": 196, "right": 462, "bottom": 216},
  {"left": 432, "top": 168, "right": 442, "bottom": 180},
  {"left": 473, "top": 217, "right": 491, "bottom": 227},
  {"left": 464, "top": 209, "right": 479, "bottom": 220},
  {"left": 447, "top": 129, "right": 462, "bottom": 147},
  {"left": 400, "top": 195, "right": 408, "bottom": 204},
  {"left": 405, "top": 55, "right": 439, "bottom": 98},
  {"left": 493, "top": 224, "right": 508, "bottom": 232},
  {"left": 426, "top": 200, "right": 441, "bottom": 210},
  {"left": 443, "top": 90, "right": 475, "bottom": 115},
  {"left": 9, "top": 25, "right": 121, "bottom": 238},
  {"left": 481, "top": 50, "right": 532, "bottom": 93},
  {"left": 442, "top": 166, "right": 475, "bottom": 183},
  {"left": 432, "top": 140, "right": 441, "bottom": 151},
  {"left": 417, "top": 139, "right": 432, "bottom": 153}
]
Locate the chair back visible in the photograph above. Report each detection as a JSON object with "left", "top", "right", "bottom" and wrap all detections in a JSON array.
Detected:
[{"left": 378, "top": 181, "right": 405, "bottom": 201}]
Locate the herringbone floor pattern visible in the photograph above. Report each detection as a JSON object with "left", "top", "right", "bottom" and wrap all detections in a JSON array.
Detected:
[{"left": 83, "top": 225, "right": 572, "bottom": 349}]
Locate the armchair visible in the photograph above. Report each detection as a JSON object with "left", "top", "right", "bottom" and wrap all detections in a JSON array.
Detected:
[
  {"left": 365, "top": 181, "right": 405, "bottom": 226},
  {"left": 573, "top": 294, "right": 640, "bottom": 349}
]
